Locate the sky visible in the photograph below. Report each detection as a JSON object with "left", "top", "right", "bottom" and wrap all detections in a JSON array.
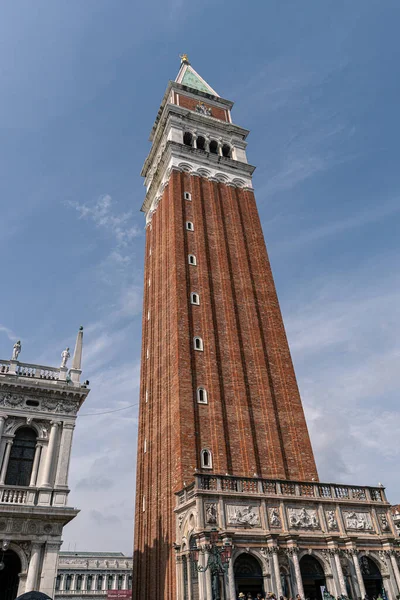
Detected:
[{"left": 0, "top": 0, "right": 399, "bottom": 554}]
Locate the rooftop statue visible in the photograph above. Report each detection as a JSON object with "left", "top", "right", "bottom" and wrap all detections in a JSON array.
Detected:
[
  {"left": 61, "top": 347, "right": 71, "bottom": 368},
  {"left": 12, "top": 340, "right": 21, "bottom": 360}
]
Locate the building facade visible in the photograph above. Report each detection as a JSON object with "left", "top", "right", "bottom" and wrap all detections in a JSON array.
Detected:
[
  {"left": 133, "top": 57, "right": 400, "bottom": 600},
  {"left": 0, "top": 329, "right": 88, "bottom": 600},
  {"left": 55, "top": 552, "right": 133, "bottom": 600},
  {"left": 391, "top": 506, "right": 400, "bottom": 536}
]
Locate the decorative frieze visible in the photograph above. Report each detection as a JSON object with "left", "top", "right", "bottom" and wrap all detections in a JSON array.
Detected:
[
  {"left": 377, "top": 511, "right": 391, "bottom": 532},
  {"left": 343, "top": 511, "right": 373, "bottom": 531},
  {"left": 288, "top": 507, "right": 320, "bottom": 530},
  {"left": 226, "top": 504, "right": 260, "bottom": 527},
  {"left": 205, "top": 502, "right": 217, "bottom": 524},
  {"left": 325, "top": 509, "right": 339, "bottom": 530},
  {"left": 268, "top": 507, "right": 282, "bottom": 528}
]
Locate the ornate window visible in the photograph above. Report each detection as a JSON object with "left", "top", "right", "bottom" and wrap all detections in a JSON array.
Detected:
[
  {"left": 5, "top": 427, "right": 37, "bottom": 486},
  {"left": 186, "top": 221, "right": 194, "bottom": 231},
  {"left": 55, "top": 576, "right": 61, "bottom": 591},
  {"left": 128, "top": 575, "right": 132, "bottom": 590},
  {"left": 97, "top": 576, "right": 103, "bottom": 591},
  {"left": 107, "top": 575, "right": 113, "bottom": 590},
  {"left": 183, "top": 132, "right": 193, "bottom": 147},
  {"left": 191, "top": 292, "right": 200, "bottom": 305},
  {"left": 183, "top": 191, "right": 191, "bottom": 201},
  {"left": 201, "top": 449, "right": 212, "bottom": 469},
  {"left": 65, "top": 575, "right": 72, "bottom": 591},
  {"left": 193, "top": 337, "right": 203, "bottom": 351},
  {"left": 76, "top": 575, "right": 82, "bottom": 590},
  {"left": 197, "top": 387, "right": 208, "bottom": 404},
  {"left": 118, "top": 575, "right": 123, "bottom": 590},
  {"left": 188, "top": 254, "right": 197, "bottom": 266},
  {"left": 86, "top": 575, "right": 92, "bottom": 591}
]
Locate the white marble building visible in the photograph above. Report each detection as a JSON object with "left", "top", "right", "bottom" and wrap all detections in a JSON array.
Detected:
[
  {"left": 55, "top": 552, "right": 133, "bottom": 600},
  {"left": 391, "top": 506, "right": 400, "bottom": 536},
  {"left": 0, "top": 329, "right": 89, "bottom": 599}
]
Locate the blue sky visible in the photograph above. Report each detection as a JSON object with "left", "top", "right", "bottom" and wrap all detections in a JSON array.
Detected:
[{"left": 0, "top": 1, "right": 399, "bottom": 553}]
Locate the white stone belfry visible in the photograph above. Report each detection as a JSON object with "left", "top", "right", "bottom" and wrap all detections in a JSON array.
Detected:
[{"left": 0, "top": 327, "right": 90, "bottom": 598}]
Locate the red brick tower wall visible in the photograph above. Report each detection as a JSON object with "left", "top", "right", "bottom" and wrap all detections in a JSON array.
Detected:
[{"left": 133, "top": 169, "right": 318, "bottom": 599}]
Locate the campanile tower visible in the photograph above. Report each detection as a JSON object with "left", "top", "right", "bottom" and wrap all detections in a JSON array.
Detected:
[{"left": 133, "top": 56, "right": 319, "bottom": 599}]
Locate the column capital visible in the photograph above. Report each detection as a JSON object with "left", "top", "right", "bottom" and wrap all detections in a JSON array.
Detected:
[
  {"left": 50, "top": 421, "right": 61, "bottom": 428},
  {"left": 0, "top": 414, "right": 8, "bottom": 422}
]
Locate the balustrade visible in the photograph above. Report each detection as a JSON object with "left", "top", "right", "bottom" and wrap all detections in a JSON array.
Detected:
[
  {"left": 0, "top": 487, "right": 28, "bottom": 504},
  {"left": 0, "top": 359, "right": 60, "bottom": 380},
  {"left": 191, "top": 474, "right": 386, "bottom": 504}
]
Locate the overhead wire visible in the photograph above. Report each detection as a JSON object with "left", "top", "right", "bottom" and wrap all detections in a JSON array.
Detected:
[{"left": 79, "top": 402, "right": 139, "bottom": 417}]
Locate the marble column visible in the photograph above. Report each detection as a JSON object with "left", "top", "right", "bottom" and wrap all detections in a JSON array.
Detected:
[
  {"left": 292, "top": 551, "right": 305, "bottom": 599},
  {"left": 228, "top": 558, "right": 236, "bottom": 600},
  {"left": 29, "top": 444, "right": 42, "bottom": 486},
  {"left": 55, "top": 423, "right": 75, "bottom": 488},
  {"left": 272, "top": 549, "right": 283, "bottom": 598},
  {"left": 0, "top": 415, "right": 8, "bottom": 439},
  {"left": 112, "top": 574, "right": 117, "bottom": 590},
  {"left": 102, "top": 575, "right": 107, "bottom": 591},
  {"left": 41, "top": 421, "right": 59, "bottom": 487},
  {"left": 25, "top": 543, "right": 42, "bottom": 592},
  {"left": 81, "top": 574, "right": 87, "bottom": 591},
  {"left": 0, "top": 440, "right": 12, "bottom": 484},
  {"left": 334, "top": 551, "right": 347, "bottom": 596},
  {"left": 122, "top": 573, "right": 128, "bottom": 590},
  {"left": 59, "top": 574, "right": 65, "bottom": 592},
  {"left": 352, "top": 552, "right": 366, "bottom": 598},
  {"left": 91, "top": 574, "right": 97, "bottom": 591},
  {"left": 390, "top": 554, "right": 400, "bottom": 591},
  {"left": 70, "top": 574, "right": 76, "bottom": 591}
]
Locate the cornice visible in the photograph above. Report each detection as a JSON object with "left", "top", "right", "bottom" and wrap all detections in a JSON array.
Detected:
[{"left": 141, "top": 141, "right": 255, "bottom": 215}]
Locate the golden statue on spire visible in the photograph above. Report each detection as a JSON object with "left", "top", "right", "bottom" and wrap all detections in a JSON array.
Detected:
[{"left": 179, "top": 53, "right": 190, "bottom": 65}]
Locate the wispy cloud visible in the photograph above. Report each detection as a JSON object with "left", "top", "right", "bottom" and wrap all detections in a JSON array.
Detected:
[
  {"left": 272, "top": 198, "right": 400, "bottom": 252},
  {"left": 284, "top": 264, "right": 400, "bottom": 493},
  {"left": 0, "top": 324, "right": 18, "bottom": 343},
  {"left": 70, "top": 195, "right": 141, "bottom": 247}
]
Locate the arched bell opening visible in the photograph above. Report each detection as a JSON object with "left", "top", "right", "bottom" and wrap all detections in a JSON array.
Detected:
[
  {"left": 0, "top": 549, "right": 21, "bottom": 600},
  {"left": 234, "top": 553, "right": 264, "bottom": 597},
  {"left": 300, "top": 555, "right": 326, "bottom": 600},
  {"left": 360, "top": 556, "right": 383, "bottom": 598}
]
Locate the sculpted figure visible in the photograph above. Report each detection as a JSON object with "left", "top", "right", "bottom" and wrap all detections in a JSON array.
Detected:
[
  {"left": 12, "top": 340, "right": 21, "bottom": 360},
  {"left": 61, "top": 347, "right": 70, "bottom": 368}
]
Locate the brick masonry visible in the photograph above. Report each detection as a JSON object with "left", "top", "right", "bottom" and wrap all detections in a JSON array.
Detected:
[{"left": 133, "top": 169, "right": 319, "bottom": 599}]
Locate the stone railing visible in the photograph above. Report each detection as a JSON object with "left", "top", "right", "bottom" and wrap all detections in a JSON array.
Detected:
[
  {"left": 0, "top": 359, "right": 60, "bottom": 381},
  {"left": 176, "top": 474, "right": 387, "bottom": 505},
  {"left": 0, "top": 486, "right": 29, "bottom": 504}
]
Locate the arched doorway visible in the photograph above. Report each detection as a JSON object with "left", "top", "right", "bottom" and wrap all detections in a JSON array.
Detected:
[
  {"left": 0, "top": 549, "right": 21, "bottom": 600},
  {"left": 234, "top": 553, "right": 264, "bottom": 597},
  {"left": 300, "top": 555, "right": 326, "bottom": 600},
  {"left": 360, "top": 556, "right": 383, "bottom": 598}
]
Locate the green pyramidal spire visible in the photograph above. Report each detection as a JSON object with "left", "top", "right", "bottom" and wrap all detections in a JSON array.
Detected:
[{"left": 176, "top": 54, "right": 219, "bottom": 97}]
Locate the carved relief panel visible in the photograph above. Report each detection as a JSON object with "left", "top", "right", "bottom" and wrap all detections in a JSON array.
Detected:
[
  {"left": 226, "top": 504, "right": 261, "bottom": 527},
  {"left": 287, "top": 507, "right": 320, "bottom": 529},
  {"left": 343, "top": 511, "right": 373, "bottom": 531},
  {"left": 268, "top": 507, "right": 282, "bottom": 528}
]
